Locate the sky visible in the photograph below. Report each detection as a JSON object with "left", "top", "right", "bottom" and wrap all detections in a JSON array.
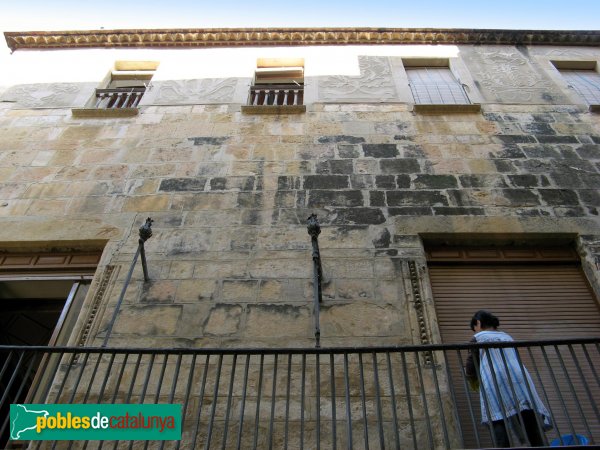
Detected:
[{"left": 0, "top": 0, "right": 599, "bottom": 31}]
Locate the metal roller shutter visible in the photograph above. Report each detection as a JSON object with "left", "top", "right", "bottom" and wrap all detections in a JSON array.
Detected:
[{"left": 428, "top": 249, "right": 600, "bottom": 448}]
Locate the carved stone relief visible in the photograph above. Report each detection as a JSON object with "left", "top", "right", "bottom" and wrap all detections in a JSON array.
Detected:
[
  {"left": 318, "top": 56, "right": 398, "bottom": 102},
  {"left": 462, "top": 47, "right": 568, "bottom": 103},
  {"left": 0, "top": 83, "right": 93, "bottom": 108},
  {"left": 75, "top": 265, "right": 117, "bottom": 349},
  {"left": 151, "top": 78, "right": 237, "bottom": 104}
]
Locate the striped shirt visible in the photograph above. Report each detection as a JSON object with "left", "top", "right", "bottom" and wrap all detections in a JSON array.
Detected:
[{"left": 474, "top": 330, "right": 552, "bottom": 429}]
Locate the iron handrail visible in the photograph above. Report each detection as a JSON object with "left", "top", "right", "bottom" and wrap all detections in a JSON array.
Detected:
[
  {"left": 1, "top": 337, "right": 599, "bottom": 449},
  {"left": 1, "top": 336, "right": 598, "bottom": 355}
]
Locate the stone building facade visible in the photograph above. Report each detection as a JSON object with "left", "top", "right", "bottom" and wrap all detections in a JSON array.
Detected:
[{"left": 1, "top": 28, "right": 600, "bottom": 448}]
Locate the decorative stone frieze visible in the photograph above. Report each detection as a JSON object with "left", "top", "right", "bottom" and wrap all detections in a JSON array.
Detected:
[{"left": 5, "top": 28, "right": 600, "bottom": 51}]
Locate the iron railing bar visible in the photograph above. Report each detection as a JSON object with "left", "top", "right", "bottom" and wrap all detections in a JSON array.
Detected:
[
  {"left": 268, "top": 354, "right": 278, "bottom": 450},
  {"left": 66, "top": 351, "right": 90, "bottom": 402},
  {"left": 315, "top": 353, "right": 321, "bottom": 450},
  {"left": 284, "top": 354, "right": 292, "bottom": 449},
  {"left": 385, "top": 352, "right": 400, "bottom": 450},
  {"left": 0, "top": 350, "right": 14, "bottom": 387},
  {"left": 111, "top": 354, "right": 129, "bottom": 404},
  {"left": 525, "top": 346, "right": 560, "bottom": 443},
  {"left": 56, "top": 352, "right": 90, "bottom": 450},
  {"left": 24, "top": 351, "right": 54, "bottom": 405},
  {"left": 96, "top": 352, "right": 116, "bottom": 403},
  {"left": 205, "top": 353, "right": 222, "bottom": 450},
  {"left": 474, "top": 346, "right": 498, "bottom": 448},
  {"left": 581, "top": 343, "right": 600, "bottom": 389},
  {"left": 430, "top": 351, "right": 450, "bottom": 449},
  {"left": 33, "top": 349, "right": 64, "bottom": 435},
  {"left": 105, "top": 353, "right": 130, "bottom": 450},
  {"left": 578, "top": 344, "right": 600, "bottom": 443},
  {"left": 222, "top": 354, "right": 237, "bottom": 450},
  {"left": 138, "top": 353, "right": 156, "bottom": 402},
  {"left": 329, "top": 353, "right": 337, "bottom": 450},
  {"left": 400, "top": 351, "right": 418, "bottom": 449},
  {"left": 191, "top": 355, "right": 210, "bottom": 450},
  {"left": 343, "top": 353, "right": 353, "bottom": 450},
  {"left": 236, "top": 354, "right": 250, "bottom": 450},
  {"left": 452, "top": 350, "right": 474, "bottom": 448},
  {"left": 540, "top": 345, "right": 575, "bottom": 445},
  {"left": 143, "top": 354, "right": 168, "bottom": 450},
  {"left": 358, "top": 353, "right": 369, "bottom": 449},
  {"left": 570, "top": 344, "right": 600, "bottom": 423},
  {"left": 2, "top": 336, "right": 599, "bottom": 355},
  {"left": 300, "top": 354, "right": 306, "bottom": 450},
  {"left": 253, "top": 354, "right": 264, "bottom": 450},
  {"left": 554, "top": 344, "right": 593, "bottom": 442},
  {"left": 176, "top": 354, "right": 197, "bottom": 450},
  {"left": 124, "top": 353, "right": 143, "bottom": 404},
  {"left": 160, "top": 353, "right": 182, "bottom": 450},
  {"left": 51, "top": 353, "right": 78, "bottom": 405},
  {"left": 77, "top": 353, "right": 114, "bottom": 450},
  {"left": 498, "top": 345, "right": 530, "bottom": 447},
  {"left": 153, "top": 354, "right": 169, "bottom": 404},
  {"left": 0, "top": 351, "right": 39, "bottom": 441},
  {"left": 512, "top": 347, "right": 547, "bottom": 446},
  {"left": 414, "top": 351, "right": 435, "bottom": 450},
  {"left": 372, "top": 352, "right": 385, "bottom": 450},
  {"left": 98, "top": 353, "right": 129, "bottom": 450},
  {"left": 81, "top": 353, "right": 106, "bottom": 404}
]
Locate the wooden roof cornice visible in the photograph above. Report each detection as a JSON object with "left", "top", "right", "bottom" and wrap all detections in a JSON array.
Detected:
[{"left": 5, "top": 27, "right": 600, "bottom": 51}]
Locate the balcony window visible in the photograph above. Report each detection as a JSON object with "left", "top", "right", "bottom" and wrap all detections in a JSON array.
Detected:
[
  {"left": 407, "top": 67, "right": 470, "bottom": 104},
  {"left": 242, "top": 58, "right": 305, "bottom": 114},
  {"left": 72, "top": 61, "right": 158, "bottom": 117},
  {"left": 553, "top": 61, "right": 600, "bottom": 111},
  {"left": 404, "top": 59, "right": 479, "bottom": 113}
]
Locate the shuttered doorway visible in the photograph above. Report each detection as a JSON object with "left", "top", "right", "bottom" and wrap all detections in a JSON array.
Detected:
[{"left": 427, "top": 247, "right": 600, "bottom": 448}]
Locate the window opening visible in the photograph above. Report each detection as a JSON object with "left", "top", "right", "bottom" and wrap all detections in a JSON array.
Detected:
[
  {"left": 406, "top": 66, "right": 470, "bottom": 105},
  {"left": 94, "top": 61, "right": 158, "bottom": 109},
  {"left": 249, "top": 58, "right": 304, "bottom": 107}
]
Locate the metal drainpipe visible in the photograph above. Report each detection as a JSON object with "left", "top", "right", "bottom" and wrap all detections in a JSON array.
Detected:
[
  {"left": 307, "top": 214, "right": 323, "bottom": 348},
  {"left": 102, "top": 217, "right": 153, "bottom": 347}
]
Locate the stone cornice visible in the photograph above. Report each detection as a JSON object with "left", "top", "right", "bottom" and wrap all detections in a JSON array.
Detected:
[{"left": 5, "top": 28, "right": 600, "bottom": 51}]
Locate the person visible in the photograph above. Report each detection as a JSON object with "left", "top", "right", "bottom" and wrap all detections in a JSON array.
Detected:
[{"left": 465, "top": 310, "right": 552, "bottom": 447}]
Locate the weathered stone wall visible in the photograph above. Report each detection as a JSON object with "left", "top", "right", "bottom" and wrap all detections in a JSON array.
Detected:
[
  {"left": 1, "top": 100, "right": 600, "bottom": 349},
  {"left": 1, "top": 56, "right": 599, "bottom": 345}
]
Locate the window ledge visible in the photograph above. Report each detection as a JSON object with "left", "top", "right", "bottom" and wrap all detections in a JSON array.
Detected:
[
  {"left": 412, "top": 103, "right": 481, "bottom": 114},
  {"left": 589, "top": 104, "right": 600, "bottom": 113},
  {"left": 71, "top": 108, "right": 140, "bottom": 118},
  {"left": 241, "top": 105, "right": 306, "bottom": 115}
]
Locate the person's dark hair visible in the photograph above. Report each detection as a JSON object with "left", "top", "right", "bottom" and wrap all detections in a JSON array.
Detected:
[{"left": 470, "top": 310, "right": 500, "bottom": 331}]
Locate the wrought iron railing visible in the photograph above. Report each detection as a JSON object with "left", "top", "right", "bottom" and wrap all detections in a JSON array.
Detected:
[
  {"left": 248, "top": 84, "right": 304, "bottom": 106},
  {"left": 1, "top": 338, "right": 598, "bottom": 449},
  {"left": 94, "top": 87, "right": 146, "bottom": 109}
]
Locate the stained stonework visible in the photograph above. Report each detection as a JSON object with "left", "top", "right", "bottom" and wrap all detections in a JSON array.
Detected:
[{"left": 0, "top": 43, "right": 599, "bottom": 351}]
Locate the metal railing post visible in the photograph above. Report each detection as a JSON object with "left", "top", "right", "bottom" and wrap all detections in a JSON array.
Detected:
[
  {"left": 102, "top": 217, "right": 153, "bottom": 347},
  {"left": 307, "top": 214, "right": 323, "bottom": 348}
]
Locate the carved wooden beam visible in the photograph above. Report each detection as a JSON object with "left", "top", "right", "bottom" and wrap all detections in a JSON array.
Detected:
[{"left": 5, "top": 28, "right": 600, "bottom": 52}]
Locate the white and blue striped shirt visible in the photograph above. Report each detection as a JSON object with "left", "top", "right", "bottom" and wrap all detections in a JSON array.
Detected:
[{"left": 474, "top": 330, "right": 552, "bottom": 429}]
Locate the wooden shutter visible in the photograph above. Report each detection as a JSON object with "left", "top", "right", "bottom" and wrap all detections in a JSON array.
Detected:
[{"left": 428, "top": 248, "right": 600, "bottom": 447}]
